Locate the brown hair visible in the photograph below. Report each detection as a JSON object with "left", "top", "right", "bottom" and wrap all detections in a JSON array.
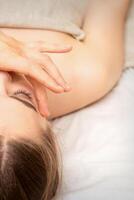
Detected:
[{"left": 0, "top": 125, "right": 61, "bottom": 200}]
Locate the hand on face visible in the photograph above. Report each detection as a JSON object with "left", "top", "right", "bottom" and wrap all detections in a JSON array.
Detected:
[{"left": 0, "top": 31, "right": 72, "bottom": 117}]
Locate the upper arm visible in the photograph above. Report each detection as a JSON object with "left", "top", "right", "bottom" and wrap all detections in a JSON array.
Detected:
[
  {"left": 83, "top": 0, "right": 130, "bottom": 42},
  {"left": 82, "top": 0, "right": 131, "bottom": 69}
]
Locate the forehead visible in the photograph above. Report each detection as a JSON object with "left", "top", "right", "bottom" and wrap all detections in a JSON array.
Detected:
[{"left": 0, "top": 96, "right": 42, "bottom": 141}]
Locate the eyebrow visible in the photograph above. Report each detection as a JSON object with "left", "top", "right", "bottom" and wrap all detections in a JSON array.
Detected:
[{"left": 10, "top": 96, "right": 37, "bottom": 112}]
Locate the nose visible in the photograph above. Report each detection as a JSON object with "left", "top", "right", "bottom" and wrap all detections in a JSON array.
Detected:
[{"left": 0, "top": 71, "right": 11, "bottom": 95}]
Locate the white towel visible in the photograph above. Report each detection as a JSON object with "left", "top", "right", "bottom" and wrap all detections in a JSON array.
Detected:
[
  {"left": 125, "top": 0, "right": 134, "bottom": 67},
  {"left": 53, "top": 67, "right": 134, "bottom": 200}
]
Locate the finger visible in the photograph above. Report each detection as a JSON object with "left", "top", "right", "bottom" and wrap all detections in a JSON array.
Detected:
[
  {"left": 29, "top": 63, "right": 66, "bottom": 93},
  {"left": 0, "top": 52, "right": 65, "bottom": 93},
  {"left": 40, "top": 55, "right": 71, "bottom": 92},
  {"left": 26, "top": 52, "right": 71, "bottom": 92},
  {"left": 25, "top": 41, "right": 72, "bottom": 53},
  {"left": 26, "top": 76, "right": 50, "bottom": 117}
]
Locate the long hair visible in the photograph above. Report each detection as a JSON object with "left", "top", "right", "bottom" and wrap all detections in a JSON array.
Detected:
[{"left": 0, "top": 125, "right": 61, "bottom": 200}]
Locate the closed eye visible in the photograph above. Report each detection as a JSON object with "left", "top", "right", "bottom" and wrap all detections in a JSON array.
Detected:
[
  {"left": 13, "top": 90, "right": 32, "bottom": 101},
  {"left": 10, "top": 96, "right": 37, "bottom": 112}
]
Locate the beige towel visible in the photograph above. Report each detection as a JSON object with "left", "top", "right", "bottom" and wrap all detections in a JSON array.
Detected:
[{"left": 0, "top": 0, "right": 89, "bottom": 40}]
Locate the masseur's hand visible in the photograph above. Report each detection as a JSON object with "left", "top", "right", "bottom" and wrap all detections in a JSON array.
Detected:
[{"left": 0, "top": 31, "right": 72, "bottom": 117}]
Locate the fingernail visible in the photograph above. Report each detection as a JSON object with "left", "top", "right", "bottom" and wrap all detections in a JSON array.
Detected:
[
  {"left": 41, "top": 109, "right": 51, "bottom": 118},
  {"left": 41, "top": 112, "right": 50, "bottom": 118},
  {"left": 46, "top": 111, "right": 51, "bottom": 118},
  {"left": 57, "top": 85, "right": 64, "bottom": 92},
  {"left": 64, "top": 84, "right": 71, "bottom": 92},
  {"left": 60, "top": 84, "right": 70, "bottom": 92}
]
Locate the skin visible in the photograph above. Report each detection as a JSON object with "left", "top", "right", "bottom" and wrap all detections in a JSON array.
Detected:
[
  {"left": 0, "top": 31, "right": 73, "bottom": 117},
  {"left": 0, "top": 0, "right": 131, "bottom": 141},
  {"left": 0, "top": 72, "right": 47, "bottom": 143}
]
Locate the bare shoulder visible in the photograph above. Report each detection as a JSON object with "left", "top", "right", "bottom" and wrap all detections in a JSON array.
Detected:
[
  {"left": 46, "top": 41, "right": 115, "bottom": 119},
  {"left": 46, "top": 41, "right": 92, "bottom": 119}
]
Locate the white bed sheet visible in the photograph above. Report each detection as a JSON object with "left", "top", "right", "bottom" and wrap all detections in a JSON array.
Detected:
[
  {"left": 53, "top": 68, "right": 134, "bottom": 200},
  {"left": 52, "top": 2, "right": 134, "bottom": 199}
]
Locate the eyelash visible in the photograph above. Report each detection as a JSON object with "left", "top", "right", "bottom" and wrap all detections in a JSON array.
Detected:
[{"left": 14, "top": 89, "right": 32, "bottom": 100}]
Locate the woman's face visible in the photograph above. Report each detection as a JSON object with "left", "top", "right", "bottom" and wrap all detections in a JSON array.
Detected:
[{"left": 0, "top": 71, "right": 47, "bottom": 142}]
